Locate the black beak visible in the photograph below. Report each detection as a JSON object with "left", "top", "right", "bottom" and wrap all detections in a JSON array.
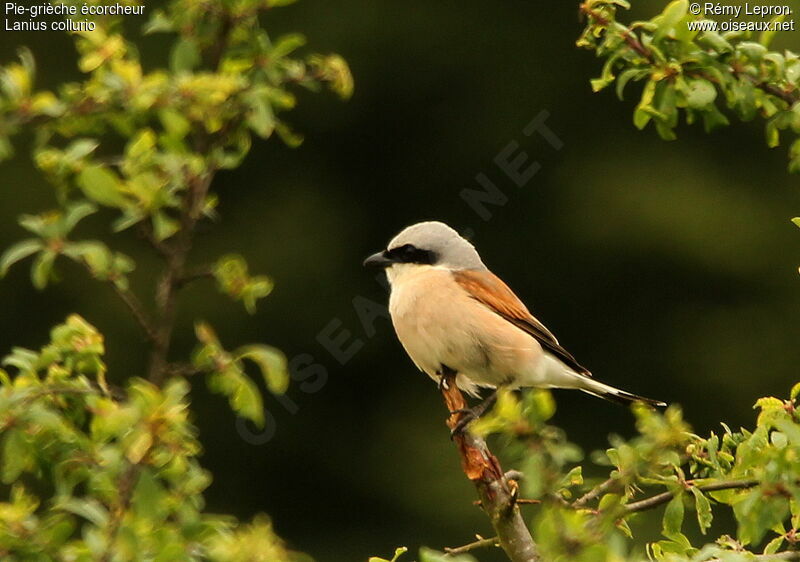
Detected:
[{"left": 363, "top": 251, "right": 394, "bottom": 268}]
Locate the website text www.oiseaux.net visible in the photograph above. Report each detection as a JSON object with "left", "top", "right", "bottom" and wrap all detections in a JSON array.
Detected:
[{"left": 687, "top": 3, "right": 795, "bottom": 32}]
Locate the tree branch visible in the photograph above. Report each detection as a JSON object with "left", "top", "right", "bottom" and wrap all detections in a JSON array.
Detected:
[
  {"left": 622, "top": 478, "right": 759, "bottom": 515},
  {"left": 444, "top": 536, "right": 500, "bottom": 556},
  {"left": 441, "top": 373, "right": 539, "bottom": 562},
  {"left": 79, "top": 262, "right": 158, "bottom": 344},
  {"left": 573, "top": 477, "right": 619, "bottom": 509},
  {"left": 147, "top": 171, "right": 215, "bottom": 385},
  {"left": 99, "top": 463, "right": 139, "bottom": 562},
  {"left": 176, "top": 265, "right": 214, "bottom": 289},
  {"left": 708, "top": 553, "right": 800, "bottom": 561},
  {"left": 580, "top": 3, "right": 800, "bottom": 106},
  {"left": 111, "top": 283, "right": 159, "bottom": 344}
]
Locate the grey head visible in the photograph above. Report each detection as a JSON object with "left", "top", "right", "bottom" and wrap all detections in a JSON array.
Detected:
[{"left": 363, "top": 221, "right": 486, "bottom": 270}]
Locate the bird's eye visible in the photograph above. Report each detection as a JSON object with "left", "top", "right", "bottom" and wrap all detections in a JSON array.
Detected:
[{"left": 398, "top": 244, "right": 416, "bottom": 259}]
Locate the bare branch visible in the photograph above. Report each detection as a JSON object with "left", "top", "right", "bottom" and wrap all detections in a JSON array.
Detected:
[
  {"left": 573, "top": 477, "right": 619, "bottom": 508},
  {"left": 148, "top": 171, "right": 215, "bottom": 384},
  {"left": 445, "top": 536, "right": 500, "bottom": 556},
  {"left": 79, "top": 261, "right": 158, "bottom": 344},
  {"left": 441, "top": 374, "right": 539, "bottom": 562},
  {"left": 136, "top": 223, "right": 170, "bottom": 258},
  {"left": 176, "top": 265, "right": 214, "bottom": 289},
  {"left": 111, "top": 283, "right": 159, "bottom": 344}
]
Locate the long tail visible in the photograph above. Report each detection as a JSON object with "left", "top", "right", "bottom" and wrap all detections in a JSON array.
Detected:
[{"left": 576, "top": 376, "right": 666, "bottom": 408}]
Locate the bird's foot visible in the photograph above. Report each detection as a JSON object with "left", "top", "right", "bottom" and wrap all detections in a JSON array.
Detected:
[{"left": 449, "top": 390, "right": 498, "bottom": 437}]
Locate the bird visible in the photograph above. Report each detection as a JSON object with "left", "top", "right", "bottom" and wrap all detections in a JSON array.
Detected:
[{"left": 363, "top": 221, "right": 665, "bottom": 431}]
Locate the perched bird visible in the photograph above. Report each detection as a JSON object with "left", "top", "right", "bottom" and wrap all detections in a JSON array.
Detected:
[{"left": 364, "top": 221, "right": 664, "bottom": 430}]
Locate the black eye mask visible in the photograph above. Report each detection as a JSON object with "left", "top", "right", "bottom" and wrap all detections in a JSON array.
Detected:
[{"left": 385, "top": 244, "right": 438, "bottom": 265}]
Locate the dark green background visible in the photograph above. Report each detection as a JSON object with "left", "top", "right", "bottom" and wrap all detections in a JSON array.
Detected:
[{"left": 2, "top": 1, "right": 800, "bottom": 560}]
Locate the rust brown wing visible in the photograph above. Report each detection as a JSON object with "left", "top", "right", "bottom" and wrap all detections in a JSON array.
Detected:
[{"left": 453, "top": 269, "right": 591, "bottom": 376}]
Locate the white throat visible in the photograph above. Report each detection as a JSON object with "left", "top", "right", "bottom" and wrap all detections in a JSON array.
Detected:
[{"left": 386, "top": 263, "right": 444, "bottom": 286}]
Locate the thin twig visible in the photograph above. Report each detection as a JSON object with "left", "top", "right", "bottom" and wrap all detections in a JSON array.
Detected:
[
  {"left": 111, "top": 283, "right": 159, "bottom": 343},
  {"left": 573, "top": 477, "right": 619, "bottom": 508},
  {"left": 707, "top": 553, "right": 800, "bottom": 561},
  {"left": 137, "top": 223, "right": 170, "bottom": 258},
  {"left": 622, "top": 479, "right": 759, "bottom": 514},
  {"left": 164, "top": 362, "right": 204, "bottom": 378},
  {"left": 444, "top": 536, "right": 500, "bottom": 556},
  {"left": 473, "top": 499, "right": 541, "bottom": 507},
  {"left": 99, "top": 463, "right": 140, "bottom": 562},
  {"left": 176, "top": 265, "right": 214, "bottom": 289},
  {"left": 78, "top": 259, "right": 158, "bottom": 343},
  {"left": 579, "top": 3, "right": 651, "bottom": 58}
]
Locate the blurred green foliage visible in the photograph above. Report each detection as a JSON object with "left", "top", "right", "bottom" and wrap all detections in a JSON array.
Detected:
[
  {"left": 0, "top": 315, "right": 307, "bottom": 560},
  {"left": 0, "top": 0, "right": 350, "bottom": 558}
]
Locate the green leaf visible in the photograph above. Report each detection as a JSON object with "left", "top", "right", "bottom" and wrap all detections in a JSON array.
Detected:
[
  {"left": 275, "top": 122, "right": 304, "bottom": 148},
  {"left": 764, "top": 535, "right": 784, "bottom": 554},
  {"left": 419, "top": 547, "right": 477, "bottom": 562},
  {"left": 65, "top": 138, "right": 99, "bottom": 161},
  {"left": 159, "top": 109, "right": 190, "bottom": 139},
  {"left": 208, "top": 366, "right": 265, "bottom": 427},
  {"left": 369, "top": 547, "right": 408, "bottom": 562},
  {"left": 31, "top": 250, "right": 56, "bottom": 290},
  {"left": 738, "top": 42, "right": 768, "bottom": 64},
  {"left": 702, "top": 106, "right": 729, "bottom": 133},
  {"left": 634, "top": 80, "right": 657, "bottom": 129},
  {"left": 62, "top": 201, "right": 98, "bottom": 234},
  {"left": 271, "top": 33, "right": 307, "bottom": 58},
  {"left": 55, "top": 498, "right": 109, "bottom": 527},
  {"left": 170, "top": 38, "right": 201, "bottom": 73},
  {"left": 230, "top": 372, "right": 263, "bottom": 426},
  {"left": 131, "top": 468, "right": 167, "bottom": 522},
  {"left": 152, "top": 212, "right": 179, "bottom": 241},
  {"left": 234, "top": 344, "right": 289, "bottom": 394},
  {"left": 142, "top": 10, "right": 173, "bottom": 34},
  {"left": 686, "top": 79, "right": 717, "bottom": 109},
  {"left": 76, "top": 165, "right": 127, "bottom": 208},
  {"left": 2, "top": 428, "right": 32, "bottom": 483},
  {"left": 245, "top": 91, "right": 276, "bottom": 138},
  {"left": 690, "top": 487, "right": 713, "bottom": 534},
  {"left": 662, "top": 493, "right": 684, "bottom": 539},
  {"left": 655, "top": 0, "right": 688, "bottom": 42},
  {"left": 616, "top": 68, "right": 646, "bottom": 100},
  {"left": 0, "top": 239, "right": 42, "bottom": 276}
]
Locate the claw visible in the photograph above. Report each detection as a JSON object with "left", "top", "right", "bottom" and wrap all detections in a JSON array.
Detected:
[{"left": 449, "top": 390, "right": 499, "bottom": 437}]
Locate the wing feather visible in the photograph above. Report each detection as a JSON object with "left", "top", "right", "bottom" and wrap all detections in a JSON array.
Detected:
[{"left": 453, "top": 269, "right": 591, "bottom": 376}]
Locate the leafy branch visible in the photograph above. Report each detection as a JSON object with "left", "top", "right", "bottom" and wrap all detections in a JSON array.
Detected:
[
  {"left": 578, "top": 0, "right": 800, "bottom": 171},
  {"left": 0, "top": 0, "right": 351, "bottom": 559}
]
